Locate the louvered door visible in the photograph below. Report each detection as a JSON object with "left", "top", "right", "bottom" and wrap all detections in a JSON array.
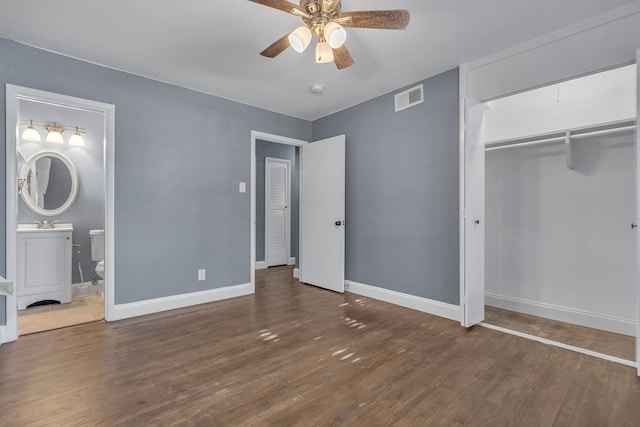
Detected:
[{"left": 266, "top": 158, "right": 290, "bottom": 267}]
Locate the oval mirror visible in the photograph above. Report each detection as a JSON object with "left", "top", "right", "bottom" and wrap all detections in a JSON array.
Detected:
[{"left": 19, "top": 151, "right": 79, "bottom": 216}]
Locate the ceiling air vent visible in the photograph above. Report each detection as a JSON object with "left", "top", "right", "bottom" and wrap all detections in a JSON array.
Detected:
[{"left": 395, "top": 84, "right": 424, "bottom": 112}]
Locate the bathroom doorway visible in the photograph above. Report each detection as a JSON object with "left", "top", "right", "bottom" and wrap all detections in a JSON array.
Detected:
[{"left": 4, "top": 85, "right": 115, "bottom": 341}]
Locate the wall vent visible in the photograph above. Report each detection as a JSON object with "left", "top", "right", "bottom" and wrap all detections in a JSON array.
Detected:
[{"left": 394, "top": 84, "right": 424, "bottom": 112}]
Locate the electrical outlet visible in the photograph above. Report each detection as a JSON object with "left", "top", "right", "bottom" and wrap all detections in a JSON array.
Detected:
[{"left": 198, "top": 269, "right": 206, "bottom": 281}]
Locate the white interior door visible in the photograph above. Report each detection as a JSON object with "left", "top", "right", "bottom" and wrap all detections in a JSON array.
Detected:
[
  {"left": 635, "top": 49, "right": 640, "bottom": 376},
  {"left": 266, "top": 157, "right": 290, "bottom": 267},
  {"left": 300, "top": 135, "right": 345, "bottom": 293},
  {"left": 462, "top": 98, "right": 486, "bottom": 327}
]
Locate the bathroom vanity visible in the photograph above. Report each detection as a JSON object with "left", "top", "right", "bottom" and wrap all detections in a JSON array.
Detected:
[{"left": 17, "top": 223, "right": 73, "bottom": 310}]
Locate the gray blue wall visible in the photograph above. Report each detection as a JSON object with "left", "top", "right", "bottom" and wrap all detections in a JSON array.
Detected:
[
  {"left": 255, "top": 140, "right": 298, "bottom": 264},
  {"left": 0, "top": 37, "right": 460, "bottom": 326},
  {"left": 17, "top": 99, "right": 105, "bottom": 284},
  {"left": 312, "top": 69, "right": 460, "bottom": 305},
  {"left": 0, "top": 39, "right": 311, "bottom": 312}
]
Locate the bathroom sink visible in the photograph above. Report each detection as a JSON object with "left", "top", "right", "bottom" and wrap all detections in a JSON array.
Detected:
[{"left": 18, "top": 223, "right": 73, "bottom": 232}]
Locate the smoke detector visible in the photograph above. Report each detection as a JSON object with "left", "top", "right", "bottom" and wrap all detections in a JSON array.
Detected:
[{"left": 310, "top": 84, "right": 325, "bottom": 95}]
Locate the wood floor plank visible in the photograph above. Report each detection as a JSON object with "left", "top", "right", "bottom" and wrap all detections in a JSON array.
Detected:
[
  {"left": 485, "top": 306, "right": 635, "bottom": 361},
  {"left": 1, "top": 266, "right": 639, "bottom": 426}
]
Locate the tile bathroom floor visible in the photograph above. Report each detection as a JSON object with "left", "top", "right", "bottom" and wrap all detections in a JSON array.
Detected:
[{"left": 18, "top": 293, "right": 104, "bottom": 335}]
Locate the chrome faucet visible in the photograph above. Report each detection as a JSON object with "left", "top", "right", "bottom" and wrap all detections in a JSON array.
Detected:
[{"left": 33, "top": 220, "right": 59, "bottom": 229}]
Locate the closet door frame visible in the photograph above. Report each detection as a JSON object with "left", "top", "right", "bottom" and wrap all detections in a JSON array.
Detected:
[
  {"left": 459, "top": 7, "right": 640, "bottom": 375},
  {"left": 635, "top": 48, "right": 640, "bottom": 377}
]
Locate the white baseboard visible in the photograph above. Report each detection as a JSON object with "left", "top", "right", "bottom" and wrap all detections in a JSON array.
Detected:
[
  {"left": 257, "top": 259, "right": 295, "bottom": 269},
  {"left": 113, "top": 282, "right": 253, "bottom": 321},
  {"left": 345, "top": 280, "right": 460, "bottom": 322},
  {"left": 479, "top": 322, "right": 637, "bottom": 368},
  {"left": 485, "top": 292, "right": 636, "bottom": 337},
  {"left": 293, "top": 268, "right": 300, "bottom": 278}
]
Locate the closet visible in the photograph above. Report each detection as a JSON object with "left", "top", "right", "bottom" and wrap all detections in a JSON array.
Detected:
[{"left": 482, "top": 65, "right": 637, "bottom": 361}]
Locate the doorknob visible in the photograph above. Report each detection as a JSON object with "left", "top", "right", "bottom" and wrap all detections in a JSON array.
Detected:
[
  {"left": 335, "top": 221, "right": 342, "bottom": 226},
  {"left": 632, "top": 223, "right": 638, "bottom": 229},
  {"left": 475, "top": 220, "right": 480, "bottom": 225}
]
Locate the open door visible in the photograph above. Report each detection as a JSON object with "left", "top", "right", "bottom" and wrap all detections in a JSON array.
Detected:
[
  {"left": 462, "top": 98, "right": 486, "bottom": 327},
  {"left": 636, "top": 49, "right": 640, "bottom": 376},
  {"left": 299, "top": 135, "right": 346, "bottom": 293}
]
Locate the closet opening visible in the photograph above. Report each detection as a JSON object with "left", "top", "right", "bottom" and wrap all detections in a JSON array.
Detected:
[{"left": 482, "top": 64, "right": 637, "bottom": 363}]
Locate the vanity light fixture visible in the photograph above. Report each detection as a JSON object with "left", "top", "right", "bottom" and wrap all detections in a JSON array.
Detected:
[
  {"left": 20, "top": 119, "right": 87, "bottom": 146},
  {"left": 45, "top": 123, "right": 64, "bottom": 144},
  {"left": 21, "top": 120, "right": 42, "bottom": 142},
  {"left": 68, "top": 126, "right": 86, "bottom": 147}
]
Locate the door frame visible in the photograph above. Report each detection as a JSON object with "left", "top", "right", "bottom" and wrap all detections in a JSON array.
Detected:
[
  {"left": 265, "top": 157, "right": 291, "bottom": 267},
  {"left": 3, "top": 84, "right": 115, "bottom": 343},
  {"left": 636, "top": 49, "right": 640, "bottom": 376},
  {"left": 460, "top": 31, "right": 640, "bottom": 373},
  {"left": 250, "top": 131, "right": 307, "bottom": 289}
]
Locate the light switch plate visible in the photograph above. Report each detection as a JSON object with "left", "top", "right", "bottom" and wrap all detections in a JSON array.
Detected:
[
  {"left": 239, "top": 182, "right": 246, "bottom": 193},
  {"left": 198, "top": 269, "right": 206, "bottom": 281}
]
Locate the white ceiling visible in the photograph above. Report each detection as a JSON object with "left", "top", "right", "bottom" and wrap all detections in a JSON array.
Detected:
[{"left": 0, "top": 0, "right": 636, "bottom": 120}]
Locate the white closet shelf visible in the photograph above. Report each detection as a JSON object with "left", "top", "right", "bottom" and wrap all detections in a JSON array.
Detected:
[{"left": 485, "top": 118, "right": 636, "bottom": 152}]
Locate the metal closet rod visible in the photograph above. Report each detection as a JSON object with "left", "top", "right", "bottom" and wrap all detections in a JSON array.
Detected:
[{"left": 485, "top": 119, "right": 637, "bottom": 152}]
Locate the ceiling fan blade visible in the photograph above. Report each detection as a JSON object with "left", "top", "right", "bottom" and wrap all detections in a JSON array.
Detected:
[
  {"left": 248, "top": 0, "right": 310, "bottom": 18},
  {"left": 260, "top": 33, "right": 291, "bottom": 58},
  {"left": 340, "top": 10, "right": 410, "bottom": 30},
  {"left": 333, "top": 45, "right": 354, "bottom": 70}
]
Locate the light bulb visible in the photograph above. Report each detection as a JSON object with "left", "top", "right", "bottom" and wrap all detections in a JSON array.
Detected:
[
  {"left": 288, "top": 26, "right": 312, "bottom": 53},
  {"left": 46, "top": 123, "right": 64, "bottom": 144},
  {"left": 69, "top": 127, "right": 85, "bottom": 146},
  {"left": 315, "top": 41, "right": 334, "bottom": 63},
  {"left": 324, "top": 22, "right": 346, "bottom": 49},
  {"left": 21, "top": 120, "right": 41, "bottom": 141}
]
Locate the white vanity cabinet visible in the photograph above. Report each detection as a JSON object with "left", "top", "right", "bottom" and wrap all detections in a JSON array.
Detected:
[{"left": 17, "top": 224, "right": 73, "bottom": 310}]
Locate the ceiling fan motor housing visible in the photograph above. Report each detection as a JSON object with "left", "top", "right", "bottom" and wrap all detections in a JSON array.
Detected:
[{"left": 300, "top": 0, "right": 342, "bottom": 34}]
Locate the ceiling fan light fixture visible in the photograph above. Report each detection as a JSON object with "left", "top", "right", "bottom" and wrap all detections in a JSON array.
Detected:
[
  {"left": 288, "top": 26, "right": 312, "bottom": 53},
  {"left": 315, "top": 41, "right": 334, "bottom": 63},
  {"left": 324, "top": 22, "right": 346, "bottom": 49}
]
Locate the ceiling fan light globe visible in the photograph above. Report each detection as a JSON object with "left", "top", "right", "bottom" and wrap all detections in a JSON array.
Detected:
[
  {"left": 288, "top": 26, "right": 312, "bottom": 53},
  {"left": 315, "top": 41, "right": 334, "bottom": 63},
  {"left": 325, "top": 22, "right": 346, "bottom": 49}
]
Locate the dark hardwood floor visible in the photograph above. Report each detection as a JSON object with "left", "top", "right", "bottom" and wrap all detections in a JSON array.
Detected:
[
  {"left": 485, "top": 306, "right": 636, "bottom": 361},
  {"left": 1, "top": 266, "right": 639, "bottom": 426}
]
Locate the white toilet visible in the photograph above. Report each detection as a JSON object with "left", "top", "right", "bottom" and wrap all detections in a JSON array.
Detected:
[{"left": 90, "top": 229, "right": 105, "bottom": 280}]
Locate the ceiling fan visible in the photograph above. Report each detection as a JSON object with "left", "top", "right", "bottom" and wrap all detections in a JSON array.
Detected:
[{"left": 249, "top": 0, "right": 410, "bottom": 70}]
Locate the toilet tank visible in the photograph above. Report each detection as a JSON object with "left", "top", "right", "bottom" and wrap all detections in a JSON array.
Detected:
[{"left": 90, "top": 229, "right": 105, "bottom": 261}]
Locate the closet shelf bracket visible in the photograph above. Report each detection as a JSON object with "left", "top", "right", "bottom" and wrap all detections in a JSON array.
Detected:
[{"left": 565, "top": 130, "right": 574, "bottom": 170}]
